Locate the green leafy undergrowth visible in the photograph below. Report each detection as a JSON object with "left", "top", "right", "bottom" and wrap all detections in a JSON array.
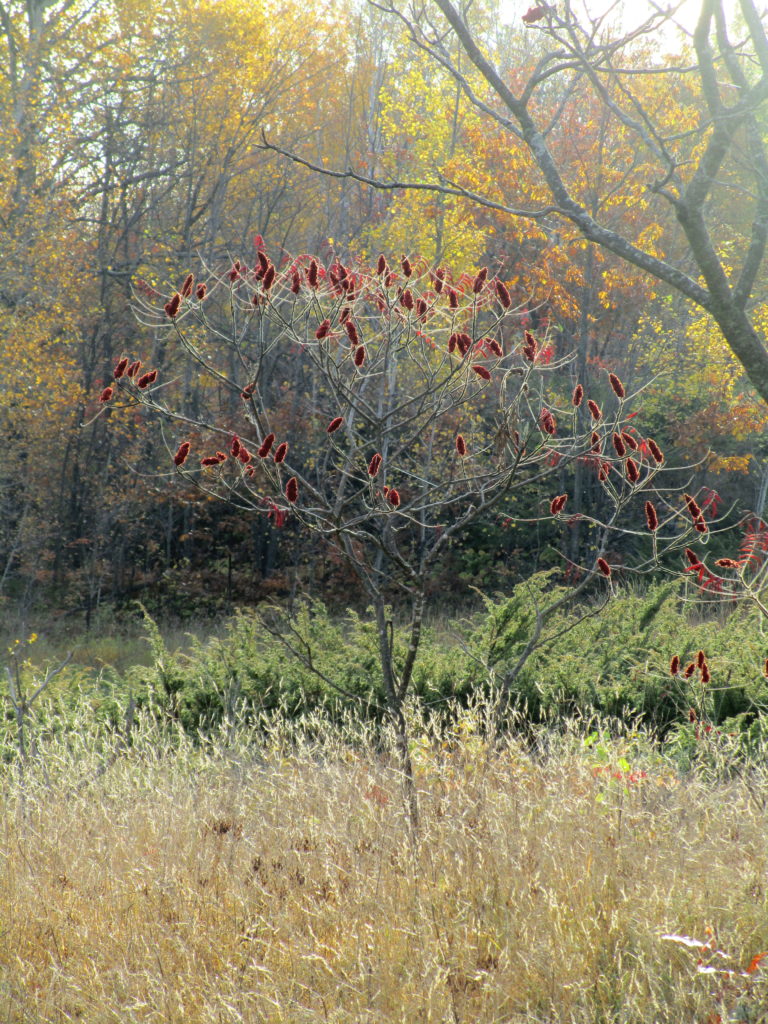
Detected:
[
  {"left": 5, "top": 583, "right": 768, "bottom": 758},
  {"left": 467, "top": 577, "right": 768, "bottom": 736}
]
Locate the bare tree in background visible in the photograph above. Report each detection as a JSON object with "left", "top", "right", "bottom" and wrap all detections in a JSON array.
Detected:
[{"left": 265, "top": 0, "right": 768, "bottom": 405}]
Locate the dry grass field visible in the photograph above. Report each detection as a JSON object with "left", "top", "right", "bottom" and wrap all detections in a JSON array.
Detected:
[{"left": 2, "top": 708, "right": 767, "bottom": 1024}]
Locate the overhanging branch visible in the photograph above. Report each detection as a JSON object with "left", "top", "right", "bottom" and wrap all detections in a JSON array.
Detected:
[{"left": 258, "top": 132, "right": 559, "bottom": 223}]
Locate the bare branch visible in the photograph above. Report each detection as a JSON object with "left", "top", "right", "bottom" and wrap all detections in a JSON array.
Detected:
[{"left": 258, "top": 132, "right": 557, "bottom": 222}]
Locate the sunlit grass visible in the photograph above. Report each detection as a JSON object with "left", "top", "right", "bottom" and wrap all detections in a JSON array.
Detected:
[
  {"left": 0, "top": 609, "right": 226, "bottom": 683},
  {"left": 2, "top": 703, "right": 767, "bottom": 1024}
]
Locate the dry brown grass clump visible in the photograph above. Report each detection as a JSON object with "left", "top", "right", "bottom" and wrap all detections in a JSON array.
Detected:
[{"left": 1, "top": 709, "right": 767, "bottom": 1023}]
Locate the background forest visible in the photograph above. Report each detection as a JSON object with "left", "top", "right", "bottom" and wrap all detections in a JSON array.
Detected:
[
  {"left": 2, "top": 0, "right": 768, "bottom": 626},
  {"left": 7, "top": 4, "right": 768, "bottom": 1021}
]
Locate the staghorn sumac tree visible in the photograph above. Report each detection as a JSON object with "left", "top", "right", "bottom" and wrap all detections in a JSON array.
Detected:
[{"left": 104, "top": 251, "right": 704, "bottom": 828}]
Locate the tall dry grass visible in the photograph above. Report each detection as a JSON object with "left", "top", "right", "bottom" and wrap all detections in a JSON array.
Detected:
[{"left": 2, "top": 705, "right": 767, "bottom": 1023}]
